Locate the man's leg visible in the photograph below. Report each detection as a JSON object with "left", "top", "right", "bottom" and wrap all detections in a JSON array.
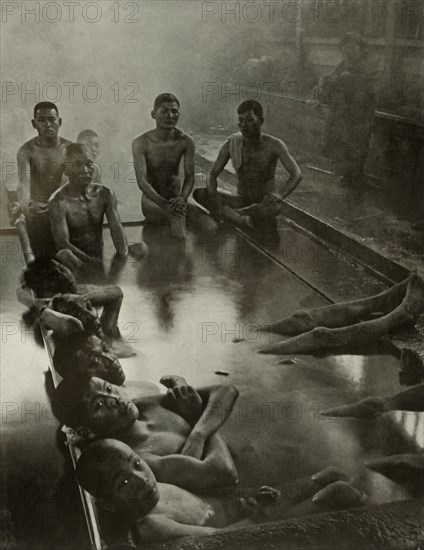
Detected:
[
  {"left": 193, "top": 188, "right": 252, "bottom": 227},
  {"left": 258, "top": 277, "right": 409, "bottom": 336},
  {"left": 259, "top": 272, "right": 424, "bottom": 355},
  {"left": 142, "top": 195, "right": 187, "bottom": 239},
  {"left": 25, "top": 208, "right": 57, "bottom": 258},
  {"left": 320, "top": 384, "right": 424, "bottom": 418}
]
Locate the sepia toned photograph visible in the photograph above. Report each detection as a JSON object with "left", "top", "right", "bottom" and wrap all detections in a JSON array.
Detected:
[{"left": 0, "top": 1, "right": 423, "bottom": 548}]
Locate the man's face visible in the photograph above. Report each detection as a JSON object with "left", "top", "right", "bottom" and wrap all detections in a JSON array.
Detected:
[
  {"left": 152, "top": 101, "right": 180, "bottom": 130},
  {"left": 32, "top": 108, "right": 61, "bottom": 139},
  {"left": 238, "top": 110, "right": 263, "bottom": 138},
  {"left": 342, "top": 42, "right": 362, "bottom": 63},
  {"left": 79, "top": 136, "right": 100, "bottom": 160},
  {"left": 64, "top": 148, "right": 95, "bottom": 188},
  {"left": 82, "top": 377, "right": 138, "bottom": 435},
  {"left": 80, "top": 337, "right": 125, "bottom": 386},
  {"left": 100, "top": 441, "right": 159, "bottom": 518},
  {"left": 52, "top": 294, "right": 102, "bottom": 335}
]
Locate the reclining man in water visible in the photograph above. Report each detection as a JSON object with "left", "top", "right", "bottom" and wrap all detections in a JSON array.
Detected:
[
  {"left": 132, "top": 93, "right": 215, "bottom": 239},
  {"left": 76, "top": 439, "right": 366, "bottom": 543},
  {"left": 49, "top": 143, "right": 147, "bottom": 271},
  {"left": 52, "top": 374, "right": 240, "bottom": 489},
  {"left": 193, "top": 100, "right": 302, "bottom": 231},
  {"left": 19, "top": 258, "right": 134, "bottom": 368},
  {"left": 256, "top": 271, "right": 424, "bottom": 355}
]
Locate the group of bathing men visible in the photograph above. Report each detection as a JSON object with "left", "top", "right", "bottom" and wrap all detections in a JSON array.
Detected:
[
  {"left": 9, "top": 93, "right": 303, "bottom": 271},
  {"left": 13, "top": 94, "right": 424, "bottom": 544},
  {"left": 19, "top": 253, "right": 424, "bottom": 545}
]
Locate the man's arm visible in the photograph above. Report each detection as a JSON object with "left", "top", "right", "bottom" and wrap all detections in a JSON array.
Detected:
[
  {"left": 104, "top": 187, "right": 129, "bottom": 257},
  {"left": 132, "top": 137, "right": 168, "bottom": 209},
  {"left": 181, "top": 137, "right": 195, "bottom": 202},
  {"left": 138, "top": 515, "right": 218, "bottom": 543},
  {"left": 181, "top": 385, "right": 239, "bottom": 458},
  {"left": 48, "top": 197, "right": 99, "bottom": 263},
  {"left": 144, "top": 434, "right": 238, "bottom": 492},
  {"left": 208, "top": 141, "right": 231, "bottom": 194},
  {"left": 13, "top": 146, "right": 31, "bottom": 210},
  {"left": 275, "top": 140, "right": 302, "bottom": 200}
]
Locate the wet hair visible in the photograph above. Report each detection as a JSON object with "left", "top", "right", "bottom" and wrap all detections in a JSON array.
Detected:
[
  {"left": 340, "top": 32, "right": 367, "bottom": 49},
  {"left": 34, "top": 102, "right": 59, "bottom": 118},
  {"left": 54, "top": 334, "right": 125, "bottom": 385},
  {"left": 76, "top": 440, "right": 119, "bottom": 500},
  {"left": 51, "top": 375, "right": 91, "bottom": 429},
  {"left": 22, "top": 258, "right": 77, "bottom": 297},
  {"left": 64, "top": 142, "right": 91, "bottom": 162},
  {"left": 237, "top": 100, "right": 264, "bottom": 118},
  {"left": 153, "top": 93, "right": 180, "bottom": 111},
  {"left": 77, "top": 129, "right": 99, "bottom": 141}
]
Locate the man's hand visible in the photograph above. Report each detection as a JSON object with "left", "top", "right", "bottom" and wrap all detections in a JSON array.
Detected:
[
  {"left": 262, "top": 194, "right": 281, "bottom": 208},
  {"left": 128, "top": 242, "right": 148, "bottom": 260},
  {"left": 165, "top": 384, "right": 203, "bottom": 420},
  {"left": 168, "top": 197, "right": 187, "bottom": 216},
  {"left": 180, "top": 431, "right": 206, "bottom": 459}
]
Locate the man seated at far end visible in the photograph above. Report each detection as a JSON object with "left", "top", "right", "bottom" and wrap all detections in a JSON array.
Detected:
[
  {"left": 193, "top": 100, "right": 302, "bottom": 231},
  {"left": 77, "top": 129, "right": 101, "bottom": 183},
  {"left": 48, "top": 143, "right": 147, "bottom": 272},
  {"left": 132, "top": 93, "right": 216, "bottom": 239}
]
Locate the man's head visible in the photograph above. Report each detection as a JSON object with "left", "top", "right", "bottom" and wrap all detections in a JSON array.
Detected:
[
  {"left": 340, "top": 32, "right": 367, "bottom": 64},
  {"left": 51, "top": 376, "right": 138, "bottom": 435},
  {"left": 22, "top": 258, "right": 77, "bottom": 297},
  {"left": 54, "top": 334, "right": 125, "bottom": 385},
  {"left": 237, "top": 100, "right": 264, "bottom": 138},
  {"left": 51, "top": 294, "right": 103, "bottom": 337},
  {"left": 76, "top": 439, "right": 159, "bottom": 519},
  {"left": 62, "top": 143, "right": 95, "bottom": 190},
  {"left": 32, "top": 102, "right": 62, "bottom": 139},
  {"left": 151, "top": 93, "right": 180, "bottom": 130},
  {"left": 77, "top": 129, "right": 100, "bottom": 160}
]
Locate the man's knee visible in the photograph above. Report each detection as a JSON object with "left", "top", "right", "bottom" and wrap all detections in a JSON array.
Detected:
[
  {"left": 56, "top": 249, "right": 83, "bottom": 272},
  {"left": 193, "top": 188, "right": 209, "bottom": 208}
]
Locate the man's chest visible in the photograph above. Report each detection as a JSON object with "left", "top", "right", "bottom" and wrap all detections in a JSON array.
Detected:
[{"left": 64, "top": 196, "right": 105, "bottom": 227}]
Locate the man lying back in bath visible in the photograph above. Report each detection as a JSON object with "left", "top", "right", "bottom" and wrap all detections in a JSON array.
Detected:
[
  {"left": 52, "top": 374, "right": 239, "bottom": 489},
  {"left": 19, "top": 258, "right": 134, "bottom": 382},
  {"left": 76, "top": 438, "right": 366, "bottom": 543}
]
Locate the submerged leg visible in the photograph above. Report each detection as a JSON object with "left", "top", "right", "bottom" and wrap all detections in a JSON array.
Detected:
[
  {"left": 321, "top": 384, "right": 424, "bottom": 418},
  {"left": 259, "top": 272, "right": 424, "bottom": 355},
  {"left": 258, "top": 278, "right": 410, "bottom": 337}
]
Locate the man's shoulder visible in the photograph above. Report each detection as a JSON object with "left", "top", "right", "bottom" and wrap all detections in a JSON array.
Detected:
[
  {"left": 133, "top": 131, "right": 152, "bottom": 149},
  {"left": 59, "top": 137, "right": 72, "bottom": 147},
  {"left": 18, "top": 138, "right": 37, "bottom": 154},
  {"left": 263, "top": 134, "right": 286, "bottom": 149},
  {"left": 49, "top": 184, "right": 69, "bottom": 204}
]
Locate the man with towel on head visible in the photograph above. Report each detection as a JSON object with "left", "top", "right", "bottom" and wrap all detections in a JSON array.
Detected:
[{"left": 193, "top": 100, "right": 302, "bottom": 231}]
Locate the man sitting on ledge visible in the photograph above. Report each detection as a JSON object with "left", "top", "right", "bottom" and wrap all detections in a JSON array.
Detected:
[
  {"left": 193, "top": 100, "right": 302, "bottom": 231},
  {"left": 48, "top": 143, "right": 147, "bottom": 271}
]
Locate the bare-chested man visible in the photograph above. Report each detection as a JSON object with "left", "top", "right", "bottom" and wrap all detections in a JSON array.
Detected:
[
  {"left": 132, "top": 93, "right": 215, "bottom": 238},
  {"left": 9, "top": 102, "right": 71, "bottom": 257},
  {"left": 52, "top": 374, "right": 239, "bottom": 491},
  {"left": 49, "top": 143, "right": 147, "bottom": 271},
  {"left": 193, "top": 100, "right": 302, "bottom": 230}
]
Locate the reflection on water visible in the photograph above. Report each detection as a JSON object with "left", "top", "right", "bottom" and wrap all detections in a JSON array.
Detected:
[
  {"left": 335, "top": 355, "right": 365, "bottom": 384},
  {"left": 395, "top": 411, "right": 424, "bottom": 449}
]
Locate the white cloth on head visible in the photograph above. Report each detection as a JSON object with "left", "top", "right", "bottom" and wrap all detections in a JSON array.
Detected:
[{"left": 229, "top": 132, "right": 244, "bottom": 171}]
